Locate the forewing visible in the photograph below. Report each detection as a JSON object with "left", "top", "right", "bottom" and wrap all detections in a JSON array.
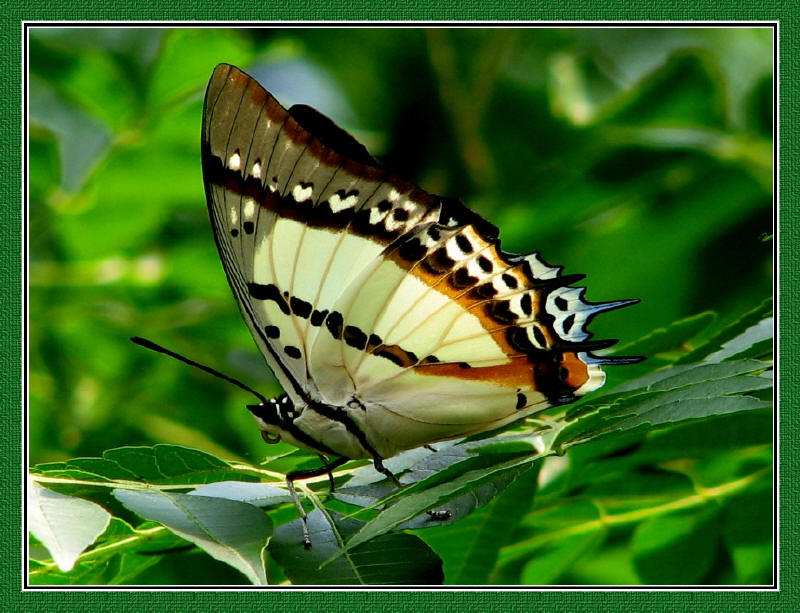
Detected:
[{"left": 202, "top": 65, "right": 439, "bottom": 404}]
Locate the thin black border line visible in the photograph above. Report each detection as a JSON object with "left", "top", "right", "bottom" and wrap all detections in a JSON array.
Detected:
[{"left": 22, "top": 22, "right": 779, "bottom": 592}]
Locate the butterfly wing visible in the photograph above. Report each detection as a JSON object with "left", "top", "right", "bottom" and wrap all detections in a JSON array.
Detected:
[
  {"left": 203, "top": 64, "right": 638, "bottom": 458},
  {"left": 203, "top": 64, "right": 440, "bottom": 406},
  {"left": 306, "top": 192, "right": 639, "bottom": 455}
]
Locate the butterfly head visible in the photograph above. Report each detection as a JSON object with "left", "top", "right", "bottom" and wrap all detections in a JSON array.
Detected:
[{"left": 247, "top": 394, "right": 305, "bottom": 445}]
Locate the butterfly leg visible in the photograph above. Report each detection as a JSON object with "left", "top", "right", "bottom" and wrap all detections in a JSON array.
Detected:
[
  {"left": 372, "top": 457, "right": 401, "bottom": 487},
  {"left": 286, "top": 456, "right": 348, "bottom": 549}
]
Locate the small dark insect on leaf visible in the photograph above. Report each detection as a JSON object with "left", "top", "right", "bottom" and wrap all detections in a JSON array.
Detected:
[{"left": 426, "top": 509, "right": 453, "bottom": 521}]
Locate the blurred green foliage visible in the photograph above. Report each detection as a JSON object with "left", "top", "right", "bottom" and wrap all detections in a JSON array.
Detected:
[{"left": 28, "top": 27, "right": 773, "bottom": 585}]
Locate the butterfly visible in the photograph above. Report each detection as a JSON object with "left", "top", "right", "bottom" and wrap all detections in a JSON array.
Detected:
[{"left": 200, "top": 64, "right": 639, "bottom": 538}]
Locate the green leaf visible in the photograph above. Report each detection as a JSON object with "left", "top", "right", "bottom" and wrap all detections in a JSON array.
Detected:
[
  {"left": 557, "top": 359, "right": 771, "bottom": 447},
  {"left": 334, "top": 440, "right": 533, "bottom": 530},
  {"left": 418, "top": 462, "right": 541, "bottom": 584},
  {"left": 28, "top": 477, "right": 111, "bottom": 571},
  {"left": 113, "top": 489, "right": 272, "bottom": 585},
  {"left": 631, "top": 509, "right": 720, "bottom": 584},
  {"left": 147, "top": 29, "right": 252, "bottom": 110},
  {"left": 29, "top": 516, "right": 187, "bottom": 585},
  {"left": 617, "top": 359, "right": 770, "bottom": 393},
  {"left": 189, "top": 481, "right": 292, "bottom": 507},
  {"left": 343, "top": 440, "right": 468, "bottom": 488},
  {"left": 87, "top": 444, "right": 258, "bottom": 485},
  {"left": 498, "top": 499, "right": 604, "bottom": 569},
  {"left": 704, "top": 317, "right": 773, "bottom": 363},
  {"left": 342, "top": 455, "right": 538, "bottom": 555},
  {"left": 270, "top": 510, "right": 443, "bottom": 585},
  {"left": 676, "top": 299, "right": 772, "bottom": 364},
  {"left": 29, "top": 76, "right": 111, "bottom": 192},
  {"left": 520, "top": 531, "right": 604, "bottom": 585},
  {"left": 720, "top": 485, "right": 773, "bottom": 584}
]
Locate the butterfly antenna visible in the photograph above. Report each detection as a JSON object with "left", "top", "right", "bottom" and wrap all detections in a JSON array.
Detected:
[{"left": 130, "top": 336, "right": 269, "bottom": 405}]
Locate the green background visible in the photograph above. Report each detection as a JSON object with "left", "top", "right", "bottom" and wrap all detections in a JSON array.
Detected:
[{"left": 11, "top": 11, "right": 787, "bottom": 610}]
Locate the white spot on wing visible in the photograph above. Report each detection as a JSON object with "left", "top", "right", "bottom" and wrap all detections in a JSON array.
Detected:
[
  {"left": 421, "top": 232, "right": 438, "bottom": 248},
  {"left": 251, "top": 161, "right": 261, "bottom": 179},
  {"left": 445, "top": 237, "right": 467, "bottom": 262},
  {"left": 384, "top": 215, "right": 404, "bottom": 232},
  {"left": 405, "top": 203, "right": 426, "bottom": 226},
  {"left": 547, "top": 286, "right": 591, "bottom": 341},
  {"left": 388, "top": 189, "right": 400, "bottom": 202},
  {"left": 229, "top": 206, "right": 238, "bottom": 225},
  {"left": 574, "top": 353, "right": 606, "bottom": 395},
  {"left": 243, "top": 197, "right": 256, "bottom": 219},
  {"left": 527, "top": 252, "right": 560, "bottom": 279},
  {"left": 293, "top": 183, "right": 313, "bottom": 203},
  {"left": 228, "top": 151, "right": 241, "bottom": 171},
  {"left": 369, "top": 207, "right": 389, "bottom": 225},
  {"left": 329, "top": 192, "right": 358, "bottom": 213},
  {"left": 465, "top": 256, "right": 487, "bottom": 279}
]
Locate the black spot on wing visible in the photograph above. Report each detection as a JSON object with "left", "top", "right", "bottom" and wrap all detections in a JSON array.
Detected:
[
  {"left": 533, "top": 326, "right": 547, "bottom": 348},
  {"left": 248, "top": 283, "right": 290, "bottom": 315},
  {"left": 520, "top": 293, "right": 533, "bottom": 317},
  {"left": 398, "top": 237, "right": 426, "bottom": 262},
  {"left": 486, "top": 300, "right": 518, "bottom": 324},
  {"left": 310, "top": 309, "right": 328, "bottom": 326},
  {"left": 325, "top": 311, "right": 344, "bottom": 339},
  {"left": 477, "top": 256, "right": 493, "bottom": 273},
  {"left": 392, "top": 208, "right": 409, "bottom": 221},
  {"left": 284, "top": 345, "right": 302, "bottom": 359},
  {"left": 455, "top": 234, "right": 473, "bottom": 254},
  {"left": 343, "top": 326, "right": 368, "bottom": 350},
  {"left": 423, "top": 247, "right": 455, "bottom": 274},
  {"left": 375, "top": 348, "right": 404, "bottom": 366},
  {"left": 290, "top": 296, "right": 312, "bottom": 319},
  {"left": 450, "top": 266, "right": 478, "bottom": 289},
  {"left": 472, "top": 283, "right": 498, "bottom": 299}
]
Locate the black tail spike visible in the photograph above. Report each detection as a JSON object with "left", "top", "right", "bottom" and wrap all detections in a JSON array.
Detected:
[
  {"left": 130, "top": 336, "right": 268, "bottom": 405},
  {"left": 584, "top": 298, "right": 640, "bottom": 315},
  {"left": 584, "top": 353, "right": 646, "bottom": 366}
]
